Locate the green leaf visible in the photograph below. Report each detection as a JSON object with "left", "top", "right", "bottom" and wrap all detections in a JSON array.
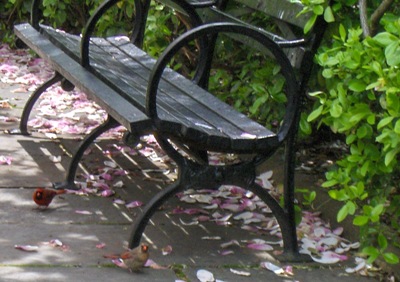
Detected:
[
  {"left": 309, "top": 191, "right": 316, "bottom": 202},
  {"left": 360, "top": 160, "right": 370, "bottom": 176},
  {"left": 374, "top": 32, "right": 398, "bottom": 46},
  {"left": 348, "top": 80, "right": 366, "bottom": 92},
  {"left": 299, "top": 113, "right": 312, "bottom": 135},
  {"left": 307, "top": 105, "right": 323, "bottom": 122},
  {"left": 356, "top": 125, "right": 368, "bottom": 138},
  {"left": 337, "top": 201, "right": 355, "bottom": 222},
  {"left": 337, "top": 204, "right": 349, "bottom": 222},
  {"left": 394, "top": 119, "right": 400, "bottom": 134},
  {"left": 377, "top": 116, "right": 394, "bottom": 129},
  {"left": 369, "top": 61, "right": 383, "bottom": 76},
  {"left": 323, "top": 6, "right": 335, "bottom": 23},
  {"left": 304, "top": 14, "right": 317, "bottom": 34},
  {"left": 385, "top": 41, "right": 400, "bottom": 66},
  {"left": 330, "top": 100, "right": 342, "bottom": 118},
  {"left": 367, "top": 114, "right": 375, "bottom": 125},
  {"left": 385, "top": 148, "right": 398, "bottom": 166},
  {"left": 323, "top": 179, "right": 338, "bottom": 188},
  {"left": 383, "top": 253, "right": 399, "bottom": 264},
  {"left": 356, "top": 182, "right": 365, "bottom": 197},
  {"left": 371, "top": 204, "right": 384, "bottom": 218},
  {"left": 328, "top": 189, "right": 349, "bottom": 201},
  {"left": 322, "top": 68, "right": 333, "bottom": 78},
  {"left": 347, "top": 201, "right": 356, "bottom": 215},
  {"left": 378, "top": 233, "right": 388, "bottom": 250},
  {"left": 353, "top": 215, "right": 368, "bottom": 226},
  {"left": 362, "top": 246, "right": 380, "bottom": 263},
  {"left": 346, "top": 134, "right": 357, "bottom": 144},
  {"left": 313, "top": 5, "right": 324, "bottom": 15},
  {"left": 339, "top": 24, "right": 346, "bottom": 42}
]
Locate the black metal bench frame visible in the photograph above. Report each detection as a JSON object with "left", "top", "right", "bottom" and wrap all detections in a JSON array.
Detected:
[{"left": 13, "top": 0, "right": 327, "bottom": 262}]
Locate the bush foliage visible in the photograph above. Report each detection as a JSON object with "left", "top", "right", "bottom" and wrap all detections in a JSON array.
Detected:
[{"left": 299, "top": 0, "right": 400, "bottom": 264}]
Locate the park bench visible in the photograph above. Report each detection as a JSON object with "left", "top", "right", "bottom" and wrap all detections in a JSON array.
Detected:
[{"left": 13, "top": 0, "right": 327, "bottom": 261}]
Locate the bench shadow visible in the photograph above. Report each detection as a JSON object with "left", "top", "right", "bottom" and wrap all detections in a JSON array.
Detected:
[{"left": 14, "top": 136, "right": 284, "bottom": 268}]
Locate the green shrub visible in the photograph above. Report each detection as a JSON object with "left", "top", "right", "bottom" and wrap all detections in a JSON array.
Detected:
[{"left": 301, "top": 0, "right": 400, "bottom": 264}]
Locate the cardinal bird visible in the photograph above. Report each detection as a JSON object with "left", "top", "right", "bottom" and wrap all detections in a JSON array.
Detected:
[
  {"left": 32, "top": 188, "right": 66, "bottom": 208},
  {"left": 104, "top": 243, "right": 150, "bottom": 272}
]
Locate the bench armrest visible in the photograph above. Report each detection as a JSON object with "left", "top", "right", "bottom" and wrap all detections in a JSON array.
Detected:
[
  {"left": 146, "top": 22, "right": 300, "bottom": 142},
  {"left": 80, "top": 0, "right": 144, "bottom": 68},
  {"left": 31, "top": 0, "right": 40, "bottom": 29},
  {"left": 81, "top": 0, "right": 204, "bottom": 68}
]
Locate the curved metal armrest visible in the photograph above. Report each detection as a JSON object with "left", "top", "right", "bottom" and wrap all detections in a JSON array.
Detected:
[
  {"left": 188, "top": 0, "right": 218, "bottom": 8},
  {"left": 31, "top": 0, "right": 56, "bottom": 29},
  {"left": 31, "top": 0, "right": 41, "bottom": 29},
  {"left": 80, "top": 0, "right": 204, "bottom": 69},
  {"left": 146, "top": 22, "right": 300, "bottom": 142},
  {"left": 80, "top": 0, "right": 143, "bottom": 68}
]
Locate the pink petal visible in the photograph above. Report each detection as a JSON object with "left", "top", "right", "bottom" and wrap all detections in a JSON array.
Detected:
[
  {"left": 145, "top": 259, "right": 169, "bottom": 269},
  {"left": 197, "top": 269, "right": 215, "bottom": 282},
  {"left": 125, "top": 200, "right": 143, "bottom": 209},
  {"left": 113, "top": 180, "right": 124, "bottom": 188},
  {"left": 284, "top": 265, "right": 294, "bottom": 276},
  {"left": 219, "top": 250, "right": 234, "bottom": 255},
  {"left": 75, "top": 210, "right": 93, "bottom": 215},
  {"left": 196, "top": 215, "right": 211, "bottom": 222},
  {"left": 0, "top": 156, "right": 12, "bottom": 165},
  {"left": 96, "top": 242, "right": 106, "bottom": 249},
  {"left": 14, "top": 244, "right": 39, "bottom": 252},
  {"left": 247, "top": 243, "right": 274, "bottom": 251},
  {"left": 311, "top": 251, "right": 348, "bottom": 264},
  {"left": 220, "top": 203, "right": 242, "bottom": 212},
  {"left": 92, "top": 182, "right": 110, "bottom": 190},
  {"left": 113, "top": 169, "right": 127, "bottom": 176},
  {"left": 104, "top": 161, "right": 117, "bottom": 168},
  {"left": 260, "top": 262, "right": 284, "bottom": 274},
  {"left": 100, "top": 173, "right": 113, "bottom": 181},
  {"left": 113, "top": 199, "right": 125, "bottom": 205},
  {"left": 161, "top": 245, "right": 172, "bottom": 255},
  {"left": 112, "top": 258, "right": 128, "bottom": 269},
  {"left": 220, "top": 240, "right": 240, "bottom": 248},
  {"left": 101, "top": 189, "right": 115, "bottom": 197},
  {"left": 230, "top": 268, "right": 251, "bottom": 276},
  {"left": 332, "top": 227, "right": 344, "bottom": 235},
  {"left": 49, "top": 239, "right": 63, "bottom": 247},
  {"left": 179, "top": 218, "right": 199, "bottom": 226},
  {"left": 171, "top": 207, "right": 208, "bottom": 215}
]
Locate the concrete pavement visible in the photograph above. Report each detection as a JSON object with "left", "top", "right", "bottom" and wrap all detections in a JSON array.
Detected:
[{"left": 0, "top": 73, "right": 385, "bottom": 281}]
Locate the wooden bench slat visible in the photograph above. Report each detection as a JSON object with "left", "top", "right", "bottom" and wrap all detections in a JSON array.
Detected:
[
  {"left": 104, "top": 38, "right": 276, "bottom": 139},
  {"left": 94, "top": 38, "right": 276, "bottom": 151},
  {"left": 14, "top": 23, "right": 152, "bottom": 134},
  {"left": 233, "top": 0, "right": 308, "bottom": 28},
  {"left": 37, "top": 24, "right": 278, "bottom": 152}
]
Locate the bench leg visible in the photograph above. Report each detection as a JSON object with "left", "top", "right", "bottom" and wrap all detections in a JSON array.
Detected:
[
  {"left": 274, "top": 135, "right": 312, "bottom": 262},
  {"left": 129, "top": 180, "right": 184, "bottom": 249},
  {"left": 53, "top": 116, "right": 120, "bottom": 190},
  {"left": 129, "top": 138, "right": 309, "bottom": 261},
  {"left": 248, "top": 176, "right": 310, "bottom": 262},
  {"left": 8, "top": 72, "right": 63, "bottom": 135}
]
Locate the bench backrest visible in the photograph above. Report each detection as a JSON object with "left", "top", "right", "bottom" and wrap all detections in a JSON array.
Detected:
[
  {"left": 144, "top": 0, "right": 328, "bottom": 143},
  {"left": 150, "top": 0, "right": 326, "bottom": 91}
]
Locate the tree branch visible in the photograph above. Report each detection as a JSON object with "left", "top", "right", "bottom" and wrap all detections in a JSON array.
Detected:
[
  {"left": 359, "top": 0, "right": 370, "bottom": 37},
  {"left": 370, "top": 0, "right": 395, "bottom": 36}
]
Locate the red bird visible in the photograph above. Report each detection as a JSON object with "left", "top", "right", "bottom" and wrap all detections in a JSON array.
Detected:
[
  {"left": 33, "top": 188, "right": 66, "bottom": 208},
  {"left": 104, "top": 243, "right": 150, "bottom": 272}
]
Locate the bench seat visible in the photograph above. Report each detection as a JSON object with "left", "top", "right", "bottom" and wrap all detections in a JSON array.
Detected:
[{"left": 15, "top": 23, "right": 278, "bottom": 153}]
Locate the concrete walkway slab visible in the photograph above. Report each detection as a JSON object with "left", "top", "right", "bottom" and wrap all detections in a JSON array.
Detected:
[{"left": 0, "top": 266, "right": 176, "bottom": 282}]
